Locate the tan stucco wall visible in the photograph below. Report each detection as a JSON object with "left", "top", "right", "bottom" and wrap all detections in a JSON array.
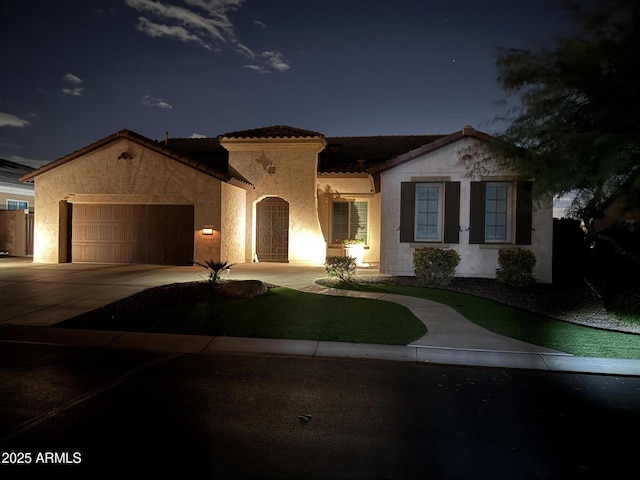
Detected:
[
  {"left": 317, "top": 174, "right": 381, "bottom": 264},
  {"left": 222, "top": 137, "right": 327, "bottom": 264},
  {"left": 32, "top": 138, "right": 226, "bottom": 264},
  {"left": 379, "top": 138, "right": 554, "bottom": 283},
  {"left": 220, "top": 181, "right": 246, "bottom": 264}
]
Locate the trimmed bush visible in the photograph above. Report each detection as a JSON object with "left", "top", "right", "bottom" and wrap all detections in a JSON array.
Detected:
[
  {"left": 496, "top": 248, "right": 536, "bottom": 287},
  {"left": 325, "top": 255, "right": 357, "bottom": 282},
  {"left": 413, "top": 248, "right": 460, "bottom": 287}
]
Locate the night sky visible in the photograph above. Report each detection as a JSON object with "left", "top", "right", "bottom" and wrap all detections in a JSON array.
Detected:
[{"left": 0, "top": 0, "right": 571, "bottom": 168}]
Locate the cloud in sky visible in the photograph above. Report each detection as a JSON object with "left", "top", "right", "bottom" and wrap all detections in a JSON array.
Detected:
[
  {"left": 125, "top": 0, "right": 290, "bottom": 73},
  {"left": 62, "top": 73, "right": 85, "bottom": 96},
  {"left": 189, "top": 133, "right": 206, "bottom": 138},
  {"left": 142, "top": 95, "right": 173, "bottom": 109},
  {"left": 261, "top": 51, "right": 289, "bottom": 72},
  {"left": 0, "top": 112, "right": 30, "bottom": 128},
  {"left": 62, "top": 73, "right": 84, "bottom": 84},
  {"left": 136, "top": 17, "right": 213, "bottom": 49},
  {"left": 62, "top": 88, "right": 84, "bottom": 96}
]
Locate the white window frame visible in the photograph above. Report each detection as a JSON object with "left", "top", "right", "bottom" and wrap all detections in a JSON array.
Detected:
[
  {"left": 414, "top": 183, "right": 443, "bottom": 242},
  {"left": 331, "top": 200, "right": 369, "bottom": 245},
  {"left": 6, "top": 199, "right": 29, "bottom": 211},
  {"left": 484, "top": 182, "right": 512, "bottom": 242}
]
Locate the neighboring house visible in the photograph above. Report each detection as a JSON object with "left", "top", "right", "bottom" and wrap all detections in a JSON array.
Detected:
[
  {"left": 0, "top": 159, "right": 34, "bottom": 212},
  {"left": 20, "top": 125, "right": 553, "bottom": 282},
  {"left": 0, "top": 159, "right": 35, "bottom": 256}
]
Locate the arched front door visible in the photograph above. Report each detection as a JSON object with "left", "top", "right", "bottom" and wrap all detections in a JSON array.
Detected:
[{"left": 256, "top": 197, "right": 289, "bottom": 262}]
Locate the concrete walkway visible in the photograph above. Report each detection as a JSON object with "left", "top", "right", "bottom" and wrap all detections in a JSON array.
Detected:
[{"left": 1, "top": 258, "right": 640, "bottom": 376}]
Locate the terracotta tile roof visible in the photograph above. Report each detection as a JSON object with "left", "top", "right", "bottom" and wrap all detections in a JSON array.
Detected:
[
  {"left": 319, "top": 135, "right": 447, "bottom": 173},
  {"left": 219, "top": 125, "right": 325, "bottom": 139},
  {"left": 19, "top": 126, "right": 490, "bottom": 192},
  {"left": 162, "top": 137, "right": 251, "bottom": 186},
  {"left": 162, "top": 137, "right": 228, "bottom": 167}
]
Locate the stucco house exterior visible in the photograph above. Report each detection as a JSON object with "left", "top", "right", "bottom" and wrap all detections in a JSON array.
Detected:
[
  {"left": 1, "top": 159, "right": 34, "bottom": 213},
  {"left": 20, "top": 125, "right": 553, "bottom": 283}
]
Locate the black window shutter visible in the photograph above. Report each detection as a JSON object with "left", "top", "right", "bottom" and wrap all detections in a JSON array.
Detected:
[
  {"left": 400, "top": 182, "right": 415, "bottom": 242},
  {"left": 469, "top": 181, "right": 486, "bottom": 244},
  {"left": 515, "top": 180, "right": 533, "bottom": 245},
  {"left": 443, "top": 181, "right": 460, "bottom": 243}
]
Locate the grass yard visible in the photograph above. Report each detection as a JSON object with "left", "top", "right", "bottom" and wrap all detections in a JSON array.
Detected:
[
  {"left": 329, "top": 282, "right": 640, "bottom": 359},
  {"left": 56, "top": 284, "right": 426, "bottom": 346},
  {"left": 56, "top": 278, "right": 640, "bottom": 358}
]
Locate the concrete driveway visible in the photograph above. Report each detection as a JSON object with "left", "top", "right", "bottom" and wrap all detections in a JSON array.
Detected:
[
  {"left": 0, "top": 258, "right": 343, "bottom": 327},
  {"left": 0, "top": 258, "right": 207, "bottom": 326}
]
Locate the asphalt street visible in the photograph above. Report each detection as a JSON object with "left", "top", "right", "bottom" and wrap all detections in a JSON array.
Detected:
[{"left": 1, "top": 342, "right": 639, "bottom": 479}]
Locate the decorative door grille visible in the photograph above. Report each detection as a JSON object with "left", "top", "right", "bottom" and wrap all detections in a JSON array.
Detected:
[{"left": 256, "top": 197, "right": 289, "bottom": 262}]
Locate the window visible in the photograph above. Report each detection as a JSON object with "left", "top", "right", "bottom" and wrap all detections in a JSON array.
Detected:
[
  {"left": 332, "top": 201, "right": 368, "bottom": 244},
  {"left": 400, "top": 181, "right": 460, "bottom": 243},
  {"left": 484, "top": 183, "right": 511, "bottom": 242},
  {"left": 415, "top": 184, "right": 443, "bottom": 241},
  {"left": 6, "top": 200, "right": 29, "bottom": 211},
  {"left": 469, "top": 180, "right": 533, "bottom": 245}
]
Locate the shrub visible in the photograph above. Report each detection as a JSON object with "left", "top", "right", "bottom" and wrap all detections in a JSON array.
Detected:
[
  {"left": 194, "top": 259, "right": 236, "bottom": 284},
  {"left": 413, "top": 248, "right": 460, "bottom": 287},
  {"left": 608, "top": 285, "right": 640, "bottom": 325},
  {"left": 496, "top": 249, "right": 536, "bottom": 287},
  {"left": 325, "top": 255, "right": 357, "bottom": 282}
]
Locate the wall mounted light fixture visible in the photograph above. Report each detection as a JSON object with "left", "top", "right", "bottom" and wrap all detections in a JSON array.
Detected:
[{"left": 202, "top": 226, "right": 214, "bottom": 235}]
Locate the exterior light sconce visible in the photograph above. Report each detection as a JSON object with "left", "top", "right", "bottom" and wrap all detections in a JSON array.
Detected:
[
  {"left": 202, "top": 226, "right": 214, "bottom": 235},
  {"left": 267, "top": 164, "right": 276, "bottom": 175}
]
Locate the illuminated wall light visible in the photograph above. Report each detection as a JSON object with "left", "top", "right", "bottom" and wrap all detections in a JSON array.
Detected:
[{"left": 202, "top": 226, "right": 214, "bottom": 235}]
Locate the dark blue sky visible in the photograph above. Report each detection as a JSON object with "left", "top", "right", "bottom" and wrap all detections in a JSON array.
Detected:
[{"left": 0, "top": 0, "right": 571, "bottom": 167}]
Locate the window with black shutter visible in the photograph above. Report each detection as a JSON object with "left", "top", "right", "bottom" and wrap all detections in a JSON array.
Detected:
[
  {"left": 469, "top": 180, "right": 533, "bottom": 245},
  {"left": 400, "top": 181, "right": 460, "bottom": 243}
]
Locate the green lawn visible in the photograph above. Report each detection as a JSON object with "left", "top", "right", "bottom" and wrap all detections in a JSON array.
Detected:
[
  {"left": 328, "top": 282, "right": 640, "bottom": 359},
  {"left": 56, "top": 280, "right": 640, "bottom": 358},
  {"left": 56, "top": 286, "right": 426, "bottom": 346}
]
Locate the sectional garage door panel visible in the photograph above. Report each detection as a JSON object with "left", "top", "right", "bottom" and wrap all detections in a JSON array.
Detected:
[{"left": 71, "top": 204, "right": 194, "bottom": 265}]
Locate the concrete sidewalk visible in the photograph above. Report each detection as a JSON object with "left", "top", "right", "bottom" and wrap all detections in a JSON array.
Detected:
[{"left": 1, "top": 258, "right": 640, "bottom": 376}]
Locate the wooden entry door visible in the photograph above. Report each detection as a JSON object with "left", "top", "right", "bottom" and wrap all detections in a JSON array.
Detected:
[{"left": 256, "top": 197, "right": 289, "bottom": 262}]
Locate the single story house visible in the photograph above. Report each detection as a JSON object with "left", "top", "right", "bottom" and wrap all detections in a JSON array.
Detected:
[
  {"left": 20, "top": 125, "right": 553, "bottom": 282},
  {"left": 1, "top": 159, "right": 34, "bottom": 212}
]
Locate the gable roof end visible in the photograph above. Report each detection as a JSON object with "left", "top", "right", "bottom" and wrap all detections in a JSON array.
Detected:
[
  {"left": 367, "top": 125, "right": 492, "bottom": 176},
  {"left": 19, "top": 129, "right": 254, "bottom": 190}
]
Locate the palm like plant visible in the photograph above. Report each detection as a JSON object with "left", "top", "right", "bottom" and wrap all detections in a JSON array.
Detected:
[{"left": 194, "top": 260, "right": 236, "bottom": 284}]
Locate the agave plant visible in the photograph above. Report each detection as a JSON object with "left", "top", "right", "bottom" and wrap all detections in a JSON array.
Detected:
[{"left": 194, "top": 259, "right": 236, "bottom": 284}]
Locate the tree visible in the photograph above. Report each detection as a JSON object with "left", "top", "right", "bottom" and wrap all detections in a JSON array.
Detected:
[{"left": 482, "top": 0, "right": 640, "bottom": 237}]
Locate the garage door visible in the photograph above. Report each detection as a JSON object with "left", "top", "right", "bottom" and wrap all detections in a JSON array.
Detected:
[{"left": 71, "top": 204, "right": 194, "bottom": 265}]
